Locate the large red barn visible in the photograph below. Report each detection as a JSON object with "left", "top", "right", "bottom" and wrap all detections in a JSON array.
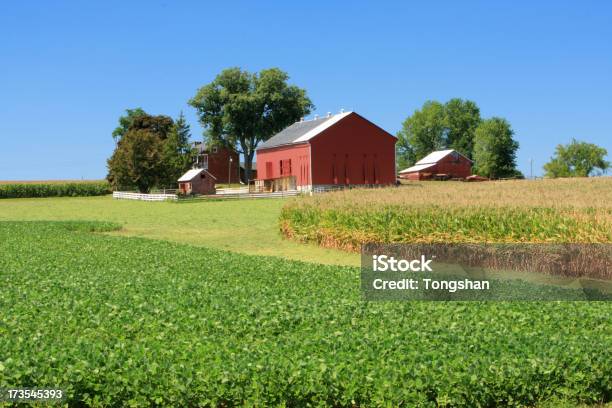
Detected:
[
  {"left": 255, "top": 112, "right": 396, "bottom": 191},
  {"left": 398, "top": 149, "right": 472, "bottom": 180}
]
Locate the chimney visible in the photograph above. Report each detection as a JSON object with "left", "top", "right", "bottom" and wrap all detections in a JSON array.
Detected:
[
  {"left": 327, "top": 111, "right": 332, "bottom": 118},
  {"left": 340, "top": 108, "right": 345, "bottom": 114},
  {"left": 300, "top": 117, "right": 304, "bottom": 122},
  {"left": 314, "top": 114, "right": 319, "bottom": 120}
]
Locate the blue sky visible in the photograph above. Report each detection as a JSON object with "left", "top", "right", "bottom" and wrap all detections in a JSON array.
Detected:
[{"left": 1, "top": 0, "right": 610, "bottom": 180}]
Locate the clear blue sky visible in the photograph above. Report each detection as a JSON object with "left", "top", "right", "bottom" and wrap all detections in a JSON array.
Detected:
[{"left": 1, "top": 1, "right": 610, "bottom": 180}]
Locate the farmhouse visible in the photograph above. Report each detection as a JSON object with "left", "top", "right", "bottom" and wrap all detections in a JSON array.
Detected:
[
  {"left": 255, "top": 111, "right": 396, "bottom": 191},
  {"left": 193, "top": 142, "right": 240, "bottom": 184},
  {"left": 178, "top": 168, "right": 216, "bottom": 195},
  {"left": 398, "top": 149, "right": 472, "bottom": 180}
]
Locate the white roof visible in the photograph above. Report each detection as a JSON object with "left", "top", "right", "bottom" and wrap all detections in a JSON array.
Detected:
[
  {"left": 415, "top": 149, "right": 455, "bottom": 165},
  {"left": 293, "top": 111, "right": 353, "bottom": 143},
  {"left": 178, "top": 168, "right": 204, "bottom": 182},
  {"left": 398, "top": 163, "right": 437, "bottom": 174}
]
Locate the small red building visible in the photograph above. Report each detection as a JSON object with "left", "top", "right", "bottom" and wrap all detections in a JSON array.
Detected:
[
  {"left": 255, "top": 112, "right": 396, "bottom": 191},
  {"left": 178, "top": 168, "right": 216, "bottom": 195},
  {"left": 398, "top": 149, "right": 472, "bottom": 180}
]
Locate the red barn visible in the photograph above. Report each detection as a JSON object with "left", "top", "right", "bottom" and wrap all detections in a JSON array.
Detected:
[
  {"left": 398, "top": 149, "right": 472, "bottom": 180},
  {"left": 255, "top": 111, "right": 396, "bottom": 191}
]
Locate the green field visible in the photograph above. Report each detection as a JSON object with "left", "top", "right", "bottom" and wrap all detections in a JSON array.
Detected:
[
  {"left": 1, "top": 221, "right": 610, "bottom": 406},
  {"left": 1, "top": 180, "right": 611, "bottom": 406},
  {"left": 0, "top": 196, "right": 358, "bottom": 266}
]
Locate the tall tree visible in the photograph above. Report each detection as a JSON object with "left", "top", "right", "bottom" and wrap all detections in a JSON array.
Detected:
[
  {"left": 396, "top": 101, "right": 446, "bottom": 166},
  {"left": 159, "top": 112, "right": 195, "bottom": 188},
  {"left": 444, "top": 98, "right": 481, "bottom": 159},
  {"left": 107, "top": 114, "right": 176, "bottom": 192},
  {"left": 543, "top": 139, "right": 609, "bottom": 177},
  {"left": 112, "top": 108, "right": 147, "bottom": 142},
  {"left": 473, "top": 117, "right": 521, "bottom": 178},
  {"left": 188, "top": 67, "right": 313, "bottom": 181},
  {"left": 396, "top": 99, "right": 481, "bottom": 167}
]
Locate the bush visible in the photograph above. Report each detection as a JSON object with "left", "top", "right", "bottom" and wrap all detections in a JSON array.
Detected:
[{"left": 0, "top": 181, "right": 111, "bottom": 199}]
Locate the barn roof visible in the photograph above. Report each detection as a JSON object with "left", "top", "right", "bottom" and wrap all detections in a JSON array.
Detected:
[
  {"left": 178, "top": 168, "right": 217, "bottom": 182},
  {"left": 398, "top": 163, "right": 437, "bottom": 174},
  {"left": 398, "top": 149, "right": 472, "bottom": 174},
  {"left": 416, "top": 149, "right": 472, "bottom": 165},
  {"left": 258, "top": 111, "right": 353, "bottom": 150}
]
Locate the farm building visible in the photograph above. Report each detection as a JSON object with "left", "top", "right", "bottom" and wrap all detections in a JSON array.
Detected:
[
  {"left": 178, "top": 168, "right": 216, "bottom": 195},
  {"left": 193, "top": 142, "right": 240, "bottom": 184},
  {"left": 398, "top": 149, "right": 472, "bottom": 180},
  {"left": 255, "top": 111, "right": 396, "bottom": 191}
]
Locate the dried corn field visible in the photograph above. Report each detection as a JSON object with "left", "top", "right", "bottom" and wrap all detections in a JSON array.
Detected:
[{"left": 280, "top": 178, "right": 612, "bottom": 251}]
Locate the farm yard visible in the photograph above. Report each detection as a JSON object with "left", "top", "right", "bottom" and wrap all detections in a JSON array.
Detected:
[{"left": 0, "top": 178, "right": 611, "bottom": 406}]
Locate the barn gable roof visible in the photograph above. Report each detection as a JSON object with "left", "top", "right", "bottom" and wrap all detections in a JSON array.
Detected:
[
  {"left": 257, "top": 111, "right": 353, "bottom": 150},
  {"left": 416, "top": 149, "right": 472, "bottom": 165},
  {"left": 178, "top": 168, "right": 217, "bottom": 182},
  {"left": 399, "top": 149, "right": 472, "bottom": 174}
]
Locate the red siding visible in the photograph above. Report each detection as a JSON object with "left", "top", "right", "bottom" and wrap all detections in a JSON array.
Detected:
[
  {"left": 256, "top": 113, "right": 396, "bottom": 188},
  {"left": 256, "top": 143, "right": 311, "bottom": 186},
  {"left": 309, "top": 113, "right": 396, "bottom": 185},
  {"left": 206, "top": 147, "right": 240, "bottom": 184}
]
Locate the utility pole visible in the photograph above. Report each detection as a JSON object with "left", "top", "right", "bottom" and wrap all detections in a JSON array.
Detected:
[
  {"left": 228, "top": 156, "right": 233, "bottom": 188},
  {"left": 530, "top": 158, "right": 533, "bottom": 180}
]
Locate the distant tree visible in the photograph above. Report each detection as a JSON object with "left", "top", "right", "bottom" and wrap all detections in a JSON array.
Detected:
[
  {"left": 396, "top": 101, "right": 446, "bottom": 166},
  {"left": 112, "top": 108, "right": 147, "bottom": 142},
  {"left": 158, "top": 112, "right": 195, "bottom": 188},
  {"left": 473, "top": 117, "right": 521, "bottom": 178},
  {"left": 188, "top": 67, "right": 313, "bottom": 181},
  {"left": 543, "top": 139, "right": 609, "bottom": 177},
  {"left": 396, "top": 99, "right": 481, "bottom": 168},
  {"left": 444, "top": 98, "right": 481, "bottom": 159},
  {"left": 107, "top": 114, "right": 176, "bottom": 192}
]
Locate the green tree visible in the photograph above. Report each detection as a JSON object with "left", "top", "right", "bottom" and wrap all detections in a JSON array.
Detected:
[
  {"left": 473, "top": 117, "right": 521, "bottom": 178},
  {"left": 159, "top": 112, "right": 195, "bottom": 188},
  {"left": 107, "top": 114, "right": 176, "bottom": 192},
  {"left": 543, "top": 139, "right": 609, "bottom": 177},
  {"left": 112, "top": 108, "right": 147, "bottom": 142},
  {"left": 444, "top": 98, "right": 481, "bottom": 159},
  {"left": 396, "top": 101, "right": 446, "bottom": 166},
  {"left": 188, "top": 67, "right": 313, "bottom": 181},
  {"left": 396, "top": 99, "right": 481, "bottom": 168}
]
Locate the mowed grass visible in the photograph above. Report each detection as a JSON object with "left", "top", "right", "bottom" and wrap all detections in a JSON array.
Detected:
[
  {"left": 0, "top": 195, "right": 358, "bottom": 266},
  {"left": 1, "top": 221, "right": 610, "bottom": 407},
  {"left": 280, "top": 178, "right": 612, "bottom": 251}
]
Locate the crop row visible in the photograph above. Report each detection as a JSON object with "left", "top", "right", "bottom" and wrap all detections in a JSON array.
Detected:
[
  {"left": 0, "top": 221, "right": 610, "bottom": 406},
  {"left": 0, "top": 181, "right": 111, "bottom": 199}
]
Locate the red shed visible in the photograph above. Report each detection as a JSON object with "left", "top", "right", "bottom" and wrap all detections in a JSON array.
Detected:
[
  {"left": 178, "top": 168, "right": 216, "bottom": 195},
  {"left": 398, "top": 149, "right": 472, "bottom": 180},
  {"left": 255, "top": 111, "right": 396, "bottom": 191}
]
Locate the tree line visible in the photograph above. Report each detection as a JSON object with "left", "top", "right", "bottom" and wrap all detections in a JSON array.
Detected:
[{"left": 107, "top": 68, "right": 609, "bottom": 192}]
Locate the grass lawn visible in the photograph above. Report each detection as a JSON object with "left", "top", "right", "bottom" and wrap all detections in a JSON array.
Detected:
[{"left": 0, "top": 195, "right": 359, "bottom": 266}]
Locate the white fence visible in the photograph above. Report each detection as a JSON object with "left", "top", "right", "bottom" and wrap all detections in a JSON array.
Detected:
[
  {"left": 216, "top": 187, "right": 249, "bottom": 195},
  {"left": 202, "top": 189, "right": 300, "bottom": 200},
  {"left": 113, "top": 191, "right": 177, "bottom": 201}
]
